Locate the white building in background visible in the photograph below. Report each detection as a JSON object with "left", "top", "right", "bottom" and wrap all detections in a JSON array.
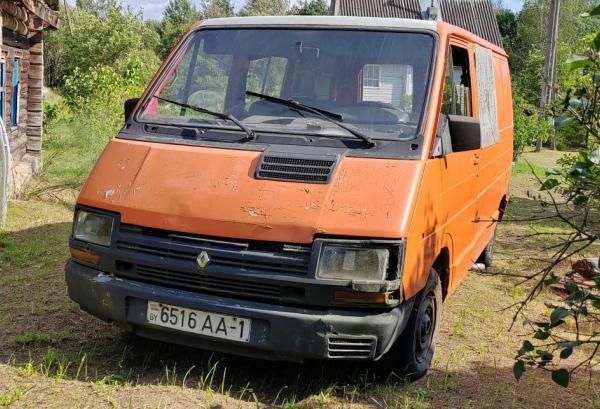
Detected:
[{"left": 362, "top": 64, "right": 413, "bottom": 111}]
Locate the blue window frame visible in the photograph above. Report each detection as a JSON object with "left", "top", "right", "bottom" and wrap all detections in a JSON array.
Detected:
[
  {"left": 11, "top": 58, "right": 20, "bottom": 129},
  {"left": 0, "top": 61, "right": 5, "bottom": 125}
]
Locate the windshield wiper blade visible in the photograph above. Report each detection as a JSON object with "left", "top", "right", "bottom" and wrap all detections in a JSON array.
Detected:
[
  {"left": 246, "top": 91, "right": 375, "bottom": 147},
  {"left": 247, "top": 90, "right": 342, "bottom": 120},
  {"left": 153, "top": 96, "right": 256, "bottom": 141}
]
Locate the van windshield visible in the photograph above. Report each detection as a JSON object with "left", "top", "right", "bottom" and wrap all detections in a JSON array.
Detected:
[{"left": 138, "top": 28, "right": 435, "bottom": 142}]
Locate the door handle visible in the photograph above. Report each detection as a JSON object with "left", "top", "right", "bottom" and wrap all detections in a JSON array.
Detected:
[{"left": 473, "top": 153, "right": 481, "bottom": 165}]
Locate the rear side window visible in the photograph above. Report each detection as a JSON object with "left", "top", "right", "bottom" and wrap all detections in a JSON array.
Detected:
[
  {"left": 441, "top": 46, "right": 472, "bottom": 117},
  {"left": 475, "top": 45, "right": 500, "bottom": 147}
]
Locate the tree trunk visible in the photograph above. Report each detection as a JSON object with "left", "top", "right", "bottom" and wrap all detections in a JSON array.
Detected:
[{"left": 537, "top": 0, "right": 560, "bottom": 152}]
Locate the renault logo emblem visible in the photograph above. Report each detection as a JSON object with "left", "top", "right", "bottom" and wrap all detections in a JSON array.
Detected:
[{"left": 197, "top": 251, "right": 211, "bottom": 268}]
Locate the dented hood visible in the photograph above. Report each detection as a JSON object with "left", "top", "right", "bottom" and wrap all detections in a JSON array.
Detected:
[{"left": 77, "top": 139, "right": 424, "bottom": 244}]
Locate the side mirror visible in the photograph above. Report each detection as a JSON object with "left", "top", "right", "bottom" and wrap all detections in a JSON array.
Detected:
[
  {"left": 447, "top": 115, "right": 481, "bottom": 152},
  {"left": 124, "top": 98, "right": 140, "bottom": 122}
]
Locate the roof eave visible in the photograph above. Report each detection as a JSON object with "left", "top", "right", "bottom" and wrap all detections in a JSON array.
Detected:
[{"left": 21, "top": 0, "right": 60, "bottom": 30}]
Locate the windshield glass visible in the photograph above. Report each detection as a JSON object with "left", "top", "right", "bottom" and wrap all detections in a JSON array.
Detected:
[{"left": 138, "top": 28, "right": 435, "bottom": 141}]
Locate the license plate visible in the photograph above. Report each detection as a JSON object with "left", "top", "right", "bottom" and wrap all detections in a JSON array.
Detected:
[{"left": 146, "top": 301, "right": 251, "bottom": 343}]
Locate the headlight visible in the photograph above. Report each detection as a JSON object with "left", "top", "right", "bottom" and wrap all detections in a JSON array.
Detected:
[
  {"left": 317, "top": 245, "right": 390, "bottom": 281},
  {"left": 73, "top": 210, "right": 114, "bottom": 247}
]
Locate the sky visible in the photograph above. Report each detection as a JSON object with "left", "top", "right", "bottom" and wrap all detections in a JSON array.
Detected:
[{"left": 94, "top": 0, "right": 525, "bottom": 21}]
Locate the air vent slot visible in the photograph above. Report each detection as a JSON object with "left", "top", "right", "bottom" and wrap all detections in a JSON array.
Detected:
[
  {"left": 327, "top": 335, "right": 377, "bottom": 359},
  {"left": 256, "top": 151, "right": 340, "bottom": 184}
]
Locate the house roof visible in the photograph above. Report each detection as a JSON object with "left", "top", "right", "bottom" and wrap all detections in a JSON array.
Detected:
[
  {"left": 330, "top": 0, "right": 503, "bottom": 48},
  {"left": 21, "top": 0, "right": 60, "bottom": 29}
]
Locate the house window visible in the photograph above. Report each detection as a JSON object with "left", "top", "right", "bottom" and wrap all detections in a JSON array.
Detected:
[
  {"left": 363, "top": 64, "right": 381, "bottom": 88},
  {"left": 11, "top": 58, "right": 20, "bottom": 129}
]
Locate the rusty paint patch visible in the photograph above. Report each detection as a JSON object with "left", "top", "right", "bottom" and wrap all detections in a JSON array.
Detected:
[{"left": 104, "top": 187, "right": 115, "bottom": 199}]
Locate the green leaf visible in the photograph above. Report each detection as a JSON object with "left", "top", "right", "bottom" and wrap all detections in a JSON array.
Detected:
[
  {"left": 540, "top": 178, "right": 560, "bottom": 191},
  {"left": 543, "top": 274, "right": 560, "bottom": 286},
  {"left": 590, "top": 4, "right": 600, "bottom": 16},
  {"left": 519, "top": 340, "right": 534, "bottom": 355},
  {"left": 554, "top": 115, "right": 573, "bottom": 130},
  {"left": 537, "top": 350, "right": 553, "bottom": 363},
  {"left": 550, "top": 307, "right": 571, "bottom": 325},
  {"left": 594, "top": 31, "right": 600, "bottom": 51},
  {"left": 533, "top": 331, "right": 550, "bottom": 340},
  {"left": 551, "top": 369, "right": 570, "bottom": 387},
  {"left": 565, "top": 55, "right": 592, "bottom": 71},
  {"left": 513, "top": 360, "right": 525, "bottom": 381},
  {"left": 560, "top": 346, "right": 573, "bottom": 359}
]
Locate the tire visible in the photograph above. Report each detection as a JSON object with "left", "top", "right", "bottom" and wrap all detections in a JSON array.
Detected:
[
  {"left": 382, "top": 269, "right": 442, "bottom": 381},
  {"left": 477, "top": 230, "right": 496, "bottom": 268}
]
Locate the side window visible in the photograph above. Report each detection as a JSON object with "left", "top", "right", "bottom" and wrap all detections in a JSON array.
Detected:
[
  {"left": 441, "top": 46, "right": 472, "bottom": 117},
  {"left": 475, "top": 45, "right": 500, "bottom": 147}
]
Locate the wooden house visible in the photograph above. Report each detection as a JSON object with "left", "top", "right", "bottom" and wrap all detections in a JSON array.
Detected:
[{"left": 0, "top": 0, "right": 59, "bottom": 223}]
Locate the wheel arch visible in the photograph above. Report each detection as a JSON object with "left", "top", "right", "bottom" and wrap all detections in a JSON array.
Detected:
[{"left": 432, "top": 247, "right": 451, "bottom": 301}]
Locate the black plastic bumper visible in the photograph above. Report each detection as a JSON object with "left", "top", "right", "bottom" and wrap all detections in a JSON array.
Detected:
[{"left": 65, "top": 261, "right": 413, "bottom": 362}]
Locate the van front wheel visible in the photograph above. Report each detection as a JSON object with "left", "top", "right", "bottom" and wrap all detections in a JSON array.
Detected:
[{"left": 383, "top": 269, "right": 442, "bottom": 381}]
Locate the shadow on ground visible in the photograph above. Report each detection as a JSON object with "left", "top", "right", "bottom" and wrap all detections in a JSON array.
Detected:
[{"left": 1, "top": 197, "right": 599, "bottom": 408}]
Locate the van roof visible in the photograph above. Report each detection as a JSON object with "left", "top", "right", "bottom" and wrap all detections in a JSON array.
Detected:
[
  {"left": 198, "top": 16, "right": 437, "bottom": 32},
  {"left": 197, "top": 16, "right": 506, "bottom": 57}
]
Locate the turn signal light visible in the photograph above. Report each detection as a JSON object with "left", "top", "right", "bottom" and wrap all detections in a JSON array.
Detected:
[
  {"left": 334, "top": 290, "right": 395, "bottom": 305},
  {"left": 70, "top": 247, "right": 99, "bottom": 266}
]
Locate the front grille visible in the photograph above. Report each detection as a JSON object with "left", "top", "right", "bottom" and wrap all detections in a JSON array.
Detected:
[
  {"left": 116, "top": 264, "right": 305, "bottom": 301},
  {"left": 116, "top": 225, "right": 311, "bottom": 276},
  {"left": 327, "top": 335, "right": 377, "bottom": 359},
  {"left": 113, "top": 225, "right": 311, "bottom": 304},
  {"left": 256, "top": 152, "right": 339, "bottom": 184}
]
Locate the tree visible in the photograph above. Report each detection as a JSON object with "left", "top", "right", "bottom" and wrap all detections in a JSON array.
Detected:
[
  {"left": 238, "top": 0, "right": 289, "bottom": 16},
  {"left": 200, "top": 0, "right": 234, "bottom": 18},
  {"left": 75, "top": 0, "right": 120, "bottom": 18},
  {"left": 45, "top": 5, "right": 160, "bottom": 87},
  {"left": 288, "top": 0, "right": 328, "bottom": 15},
  {"left": 156, "top": 0, "right": 202, "bottom": 59},
  {"left": 512, "top": 5, "right": 600, "bottom": 387},
  {"left": 163, "top": 0, "right": 201, "bottom": 25}
]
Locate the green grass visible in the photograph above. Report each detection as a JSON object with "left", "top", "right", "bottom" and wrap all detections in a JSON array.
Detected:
[
  {"left": 38, "top": 93, "right": 118, "bottom": 192},
  {"left": 512, "top": 160, "right": 546, "bottom": 176},
  {"left": 13, "top": 330, "right": 74, "bottom": 347},
  {"left": 0, "top": 387, "right": 25, "bottom": 407},
  {"left": 0, "top": 141, "right": 598, "bottom": 407}
]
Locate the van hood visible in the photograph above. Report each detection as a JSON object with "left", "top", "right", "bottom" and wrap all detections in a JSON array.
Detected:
[{"left": 77, "top": 139, "right": 423, "bottom": 244}]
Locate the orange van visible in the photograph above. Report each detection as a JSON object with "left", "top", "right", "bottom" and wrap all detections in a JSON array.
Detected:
[{"left": 66, "top": 16, "right": 513, "bottom": 379}]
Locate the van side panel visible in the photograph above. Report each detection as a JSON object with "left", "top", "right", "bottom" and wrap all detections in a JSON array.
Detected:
[
  {"left": 471, "top": 54, "right": 513, "bottom": 260},
  {"left": 409, "top": 24, "right": 512, "bottom": 300}
]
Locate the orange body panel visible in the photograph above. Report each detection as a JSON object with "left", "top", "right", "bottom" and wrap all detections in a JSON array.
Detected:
[
  {"left": 79, "top": 139, "right": 423, "bottom": 244},
  {"left": 77, "top": 20, "right": 513, "bottom": 302}
]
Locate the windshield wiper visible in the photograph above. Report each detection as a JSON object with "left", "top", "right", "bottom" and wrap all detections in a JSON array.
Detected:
[
  {"left": 246, "top": 91, "right": 375, "bottom": 147},
  {"left": 153, "top": 96, "right": 256, "bottom": 141}
]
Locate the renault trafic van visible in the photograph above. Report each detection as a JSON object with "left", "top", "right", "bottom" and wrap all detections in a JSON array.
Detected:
[{"left": 66, "top": 16, "right": 513, "bottom": 379}]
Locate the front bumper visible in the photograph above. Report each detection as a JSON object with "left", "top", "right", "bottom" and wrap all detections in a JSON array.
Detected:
[{"left": 65, "top": 261, "right": 414, "bottom": 362}]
